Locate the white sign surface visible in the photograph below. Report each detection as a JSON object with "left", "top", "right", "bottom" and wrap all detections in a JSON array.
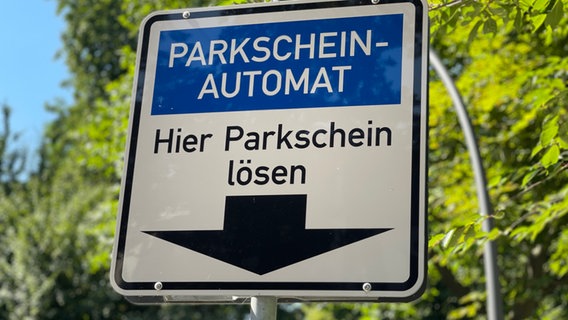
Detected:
[{"left": 111, "top": 0, "right": 428, "bottom": 302}]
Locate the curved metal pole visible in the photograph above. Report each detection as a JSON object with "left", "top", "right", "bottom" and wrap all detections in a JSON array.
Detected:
[{"left": 429, "top": 50, "right": 504, "bottom": 320}]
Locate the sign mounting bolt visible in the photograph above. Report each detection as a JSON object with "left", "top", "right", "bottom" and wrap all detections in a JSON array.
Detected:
[
  {"left": 182, "top": 11, "right": 191, "bottom": 19},
  {"left": 371, "top": 0, "right": 381, "bottom": 4},
  {"left": 362, "top": 282, "right": 372, "bottom": 292},
  {"left": 154, "top": 281, "right": 163, "bottom": 291}
]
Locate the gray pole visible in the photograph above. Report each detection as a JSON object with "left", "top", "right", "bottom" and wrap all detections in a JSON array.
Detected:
[
  {"left": 250, "top": 296, "right": 278, "bottom": 320},
  {"left": 429, "top": 50, "right": 504, "bottom": 320}
]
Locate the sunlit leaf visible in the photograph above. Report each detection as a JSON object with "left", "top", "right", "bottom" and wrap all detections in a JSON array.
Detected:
[
  {"left": 541, "top": 144, "right": 560, "bottom": 168},
  {"left": 540, "top": 115, "right": 559, "bottom": 147},
  {"left": 531, "top": 14, "right": 547, "bottom": 31},
  {"left": 429, "top": 233, "right": 447, "bottom": 248},
  {"left": 521, "top": 169, "right": 539, "bottom": 188}
]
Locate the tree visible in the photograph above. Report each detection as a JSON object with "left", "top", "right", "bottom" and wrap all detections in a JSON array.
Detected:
[
  {"left": 0, "top": 104, "right": 26, "bottom": 194},
  {"left": 0, "top": 0, "right": 265, "bottom": 319},
  {"left": 301, "top": 0, "right": 567, "bottom": 318},
  {"left": 426, "top": 0, "right": 567, "bottom": 318}
]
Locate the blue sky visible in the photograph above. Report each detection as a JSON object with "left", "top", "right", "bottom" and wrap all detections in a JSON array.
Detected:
[{"left": 0, "top": 0, "right": 71, "bottom": 158}]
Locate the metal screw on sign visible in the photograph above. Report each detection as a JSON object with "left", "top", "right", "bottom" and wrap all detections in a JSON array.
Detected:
[
  {"left": 182, "top": 11, "right": 190, "bottom": 19},
  {"left": 154, "top": 282, "right": 163, "bottom": 291},
  {"left": 371, "top": 0, "right": 381, "bottom": 4},
  {"left": 362, "top": 282, "right": 372, "bottom": 292}
]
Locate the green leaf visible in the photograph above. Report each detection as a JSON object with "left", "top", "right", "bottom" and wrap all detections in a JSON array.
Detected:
[
  {"left": 522, "top": 170, "right": 539, "bottom": 188},
  {"left": 560, "top": 137, "right": 568, "bottom": 149},
  {"left": 468, "top": 20, "right": 484, "bottom": 44},
  {"left": 540, "top": 115, "right": 559, "bottom": 146},
  {"left": 519, "top": 0, "right": 533, "bottom": 11},
  {"left": 490, "top": 6, "right": 508, "bottom": 19},
  {"left": 531, "top": 143, "right": 544, "bottom": 158},
  {"left": 545, "top": 0, "right": 564, "bottom": 28},
  {"left": 531, "top": 14, "right": 547, "bottom": 31},
  {"left": 442, "top": 229, "right": 456, "bottom": 249},
  {"left": 443, "top": 227, "right": 464, "bottom": 249},
  {"left": 533, "top": 0, "right": 550, "bottom": 11},
  {"left": 486, "top": 228, "right": 501, "bottom": 241},
  {"left": 429, "top": 233, "right": 446, "bottom": 248},
  {"left": 514, "top": 8, "right": 524, "bottom": 30},
  {"left": 464, "top": 224, "right": 477, "bottom": 241},
  {"left": 493, "top": 210, "right": 506, "bottom": 220},
  {"left": 483, "top": 18, "right": 497, "bottom": 34},
  {"left": 541, "top": 144, "right": 560, "bottom": 168}
]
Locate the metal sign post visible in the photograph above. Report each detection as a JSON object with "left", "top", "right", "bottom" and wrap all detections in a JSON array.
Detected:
[
  {"left": 111, "top": 0, "right": 428, "bottom": 304},
  {"left": 250, "top": 297, "right": 277, "bottom": 320}
]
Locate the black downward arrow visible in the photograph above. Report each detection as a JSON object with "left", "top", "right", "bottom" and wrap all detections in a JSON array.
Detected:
[{"left": 143, "top": 194, "right": 391, "bottom": 275}]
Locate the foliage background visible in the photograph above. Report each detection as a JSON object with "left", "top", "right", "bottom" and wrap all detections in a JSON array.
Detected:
[{"left": 0, "top": 0, "right": 566, "bottom": 319}]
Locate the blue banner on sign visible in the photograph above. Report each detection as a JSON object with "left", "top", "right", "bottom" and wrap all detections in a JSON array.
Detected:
[{"left": 152, "top": 14, "right": 403, "bottom": 115}]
